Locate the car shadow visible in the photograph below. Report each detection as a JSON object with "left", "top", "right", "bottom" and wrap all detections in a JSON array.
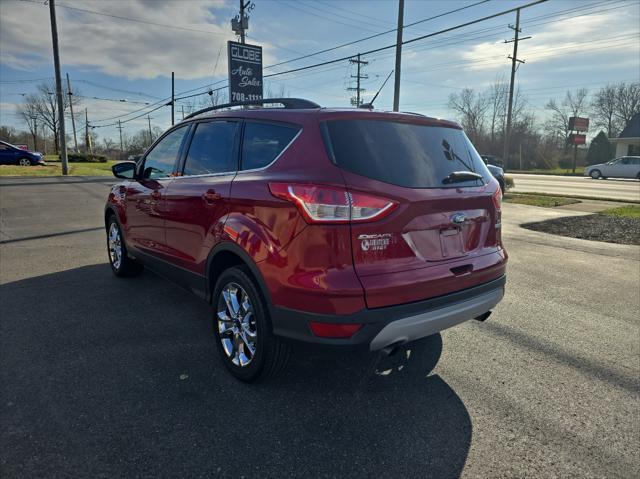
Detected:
[{"left": 0, "top": 264, "right": 472, "bottom": 478}]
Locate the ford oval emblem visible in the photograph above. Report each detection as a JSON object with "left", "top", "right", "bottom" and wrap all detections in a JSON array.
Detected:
[{"left": 451, "top": 213, "right": 467, "bottom": 224}]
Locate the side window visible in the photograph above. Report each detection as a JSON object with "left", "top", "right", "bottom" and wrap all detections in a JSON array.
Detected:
[
  {"left": 183, "top": 121, "right": 238, "bottom": 176},
  {"left": 142, "top": 125, "right": 188, "bottom": 179},
  {"left": 0, "top": 144, "right": 9, "bottom": 151},
  {"left": 241, "top": 122, "right": 300, "bottom": 170},
  {"left": 621, "top": 157, "right": 632, "bottom": 165}
]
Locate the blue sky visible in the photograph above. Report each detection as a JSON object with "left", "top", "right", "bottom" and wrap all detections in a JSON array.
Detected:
[{"left": 1, "top": 0, "right": 639, "bottom": 143}]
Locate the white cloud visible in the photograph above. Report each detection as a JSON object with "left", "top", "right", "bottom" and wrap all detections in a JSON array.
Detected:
[
  {"left": 0, "top": 0, "right": 280, "bottom": 80},
  {"left": 460, "top": 10, "right": 639, "bottom": 72}
]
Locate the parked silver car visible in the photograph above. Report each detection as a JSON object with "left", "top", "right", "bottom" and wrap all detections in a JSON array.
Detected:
[{"left": 584, "top": 156, "right": 640, "bottom": 179}]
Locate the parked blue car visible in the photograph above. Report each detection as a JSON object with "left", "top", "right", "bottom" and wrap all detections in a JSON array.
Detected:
[{"left": 0, "top": 140, "right": 46, "bottom": 166}]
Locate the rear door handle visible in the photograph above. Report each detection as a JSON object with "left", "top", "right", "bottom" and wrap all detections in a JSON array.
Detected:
[
  {"left": 150, "top": 190, "right": 161, "bottom": 200},
  {"left": 202, "top": 189, "right": 221, "bottom": 204}
]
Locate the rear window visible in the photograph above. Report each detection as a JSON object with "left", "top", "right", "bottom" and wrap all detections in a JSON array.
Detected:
[
  {"left": 241, "top": 122, "right": 300, "bottom": 170},
  {"left": 324, "top": 119, "right": 491, "bottom": 188}
]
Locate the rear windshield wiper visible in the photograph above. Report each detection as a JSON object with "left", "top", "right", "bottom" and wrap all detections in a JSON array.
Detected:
[{"left": 442, "top": 171, "right": 483, "bottom": 185}]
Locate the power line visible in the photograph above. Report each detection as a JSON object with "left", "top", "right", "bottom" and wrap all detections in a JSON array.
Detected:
[
  {"left": 73, "top": 79, "right": 161, "bottom": 99},
  {"left": 265, "top": 0, "right": 490, "bottom": 70},
  {"left": 0, "top": 77, "right": 54, "bottom": 84},
  {"left": 92, "top": 102, "right": 168, "bottom": 129},
  {"left": 263, "top": 0, "right": 548, "bottom": 80},
  {"left": 89, "top": 0, "right": 632, "bottom": 127},
  {"left": 75, "top": 95, "right": 152, "bottom": 105},
  {"left": 91, "top": 0, "right": 546, "bottom": 124},
  {"left": 278, "top": 1, "right": 381, "bottom": 34},
  {"left": 359, "top": 0, "right": 633, "bottom": 65},
  {"left": 18, "top": 0, "right": 311, "bottom": 59},
  {"left": 35, "top": 0, "right": 231, "bottom": 36},
  {"left": 314, "top": 0, "right": 401, "bottom": 30}
]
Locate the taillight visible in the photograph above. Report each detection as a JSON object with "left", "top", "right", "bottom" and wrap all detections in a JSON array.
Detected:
[
  {"left": 269, "top": 183, "right": 397, "bottom": 224},
  {"left": 491, "top": 187, "right": 502, "bottom": 212},
  {"left": 492, "top": 187, "right": 502, "bottom": 245}
]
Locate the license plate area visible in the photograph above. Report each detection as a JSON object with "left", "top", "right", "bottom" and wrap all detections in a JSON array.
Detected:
[{"left": 439, "top": 227, "right": 465, "bottom": 258}]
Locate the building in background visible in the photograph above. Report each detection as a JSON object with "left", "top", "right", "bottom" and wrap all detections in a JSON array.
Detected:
[{"left": 612, "top": 113, "right": 640, "bottom": 157}]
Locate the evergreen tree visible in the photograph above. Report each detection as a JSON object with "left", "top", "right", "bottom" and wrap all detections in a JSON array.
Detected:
[{"left": 586, "top": 131, "right": 613, "bottom": 165}]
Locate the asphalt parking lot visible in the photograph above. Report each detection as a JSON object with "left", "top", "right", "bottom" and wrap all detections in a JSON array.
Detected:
[{"left": 1, "top": 177, "right": 639, "bottom": 478}]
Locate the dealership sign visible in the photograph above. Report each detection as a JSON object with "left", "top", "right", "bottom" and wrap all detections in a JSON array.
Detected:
[
  {"left": 569, "top": 133, "right": 586, "bottom": 145},
  {"left": 569, "top": 116, "right": 589, "bottom": 132},
  {"left": 227, "top": 41, "right": 263, "bottom": 104}
]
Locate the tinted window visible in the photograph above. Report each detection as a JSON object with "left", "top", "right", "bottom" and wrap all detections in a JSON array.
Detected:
[
  {"left": 142, "top": 126, "right": 188, "bottom": 179},
  {"left": 241, "top": 122, "right": 300, "bottom": 170},
  {"left": 325, "top": 119, "right": 491, "bottom": 188},
  {"left": 183, "top": 121, "right": 238, "bottom": 175}
]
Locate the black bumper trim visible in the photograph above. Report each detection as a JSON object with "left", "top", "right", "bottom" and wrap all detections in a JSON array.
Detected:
[{"left": 270, "top": 275, "right": 506, "bottom": 347}]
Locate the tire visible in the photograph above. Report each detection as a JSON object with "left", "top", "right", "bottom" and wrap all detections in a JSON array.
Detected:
[
  {"left": 590, "top": 169, "right": 601, "bottom": 179},
  {"left": 17, "top": 157, "right": 32, "bottom": 166},
  {"left": 106, "top": 215, "right": 143, "bottom": 277},
  {"left": 212, "top": 266, "right": 290, "bottom": 382}
]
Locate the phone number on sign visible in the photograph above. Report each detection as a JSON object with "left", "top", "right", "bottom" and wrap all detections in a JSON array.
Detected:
[{"left": 231, "top": 93, "right": 263, "bottom": 102}]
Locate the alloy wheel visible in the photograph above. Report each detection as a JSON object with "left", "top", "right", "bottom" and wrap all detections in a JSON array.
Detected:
[
  {"left": 18, "top": 158, "right": 31, "bottom": 166},
  {"left": 217, "top": 283, "right": 257, "bottom": 367},
  {"left": 107, "top": 222, "right": 122, "bottom": 270}
]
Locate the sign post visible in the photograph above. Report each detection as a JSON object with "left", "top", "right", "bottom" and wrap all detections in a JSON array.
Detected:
[
  {"left": 227, "top": 41, "right": 263, "bottom": 104},
  {"left": 568, "top": 116, "right": 589, "bottom": 173}
]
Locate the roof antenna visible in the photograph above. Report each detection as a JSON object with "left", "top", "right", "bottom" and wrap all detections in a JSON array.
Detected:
[{"left": 359, "top": 70, "right": 394, "bottom": 109}]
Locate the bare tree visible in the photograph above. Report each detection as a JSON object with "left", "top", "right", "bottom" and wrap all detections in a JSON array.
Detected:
[
  {"left": 16, "top": 101, "right": 39, "bottom": 151},
  {"left": 209, "top": 88, "right": 227, "bottom": 106},
  {"left": 486, "top": 76, "right": 508, "bottom": 145},
  {"left": 544, "top": 88, "right": 589, "bottom": 151},
  {"left": 102, "top": 137, "right": 116, "bottom": 150},
  {"left": 448, "top": 88, "right": 489, "bottom": 144},
  {"left": 591, "top": 84, "right": 619, "bottom": 137},
  {"left": 21, "top": 82, "right": 81, "bottom": 154},
  {"left": 265, "top": 83, "right": 289, "bottom": 99},
  {"left": 614, "top": 82, "right": 640, "bottom": 127}
]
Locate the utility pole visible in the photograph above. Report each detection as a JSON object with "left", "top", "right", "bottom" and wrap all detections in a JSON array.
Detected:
[
  {"left": 117, "top": 120, "right": 124, "bottom": 160},
  {"left": 232, "top": 1, "right": 253, "bottom": 43},
  {"left": 30, "top": 115, "right": 38, "bottom": 151},
  {"left": 48, "top": 0, "right": 68, "bottom": 175},
  {"left": 240, "top": 0, "right": 246, "bottom": 43},
  {"left": 348, "top": 54, "right": 368, "bottom": 107},
  {"left": 393, "top": 0, "right": 404, "bottom": 112},
  {"left": 502, "top": 9, "right": 531, "bottom": 170},
  {"left": 171, "top": 71, "right": 175, "bottom": 126},
  {"left": 181, "top": 105, "right": 185, "bottom": 120},
  {"left": 66, "top": 73, "right": 78, "bottom": 153},
  {"left": 147, "top": 115, "right": 153, "bottom": 146},
  {"left": 85, "top": 108, "right": 93, "bottom": 155}
]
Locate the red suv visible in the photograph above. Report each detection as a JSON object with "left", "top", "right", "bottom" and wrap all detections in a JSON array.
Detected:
[{"left": 105, "top": 98, "right": 507, "bottom": 381}]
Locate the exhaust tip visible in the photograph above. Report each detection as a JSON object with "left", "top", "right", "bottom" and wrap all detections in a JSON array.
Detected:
[
  {"left": 380, "top": 340, "right": 407, "bottom": 356},
  {"left": 474, "top": 311, "right": 492, "bottom": 322}
]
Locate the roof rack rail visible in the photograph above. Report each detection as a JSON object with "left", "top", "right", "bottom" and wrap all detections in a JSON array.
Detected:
[{"left": 184, "top": 97, "right": 321, "bottom": 120}]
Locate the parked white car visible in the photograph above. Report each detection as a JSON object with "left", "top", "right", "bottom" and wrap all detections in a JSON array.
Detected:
[{"left": 584, "top": 156, "right": 640, "bottom": 179}]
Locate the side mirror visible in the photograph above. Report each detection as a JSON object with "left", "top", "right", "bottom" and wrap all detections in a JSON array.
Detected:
[{"left": 112, "top": 161, "right": 138, "bottom": 180}]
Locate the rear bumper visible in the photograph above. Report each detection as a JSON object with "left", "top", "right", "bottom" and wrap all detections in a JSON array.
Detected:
[{"left": 271, "top": 275, "right": 506, "bottom": 350}]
